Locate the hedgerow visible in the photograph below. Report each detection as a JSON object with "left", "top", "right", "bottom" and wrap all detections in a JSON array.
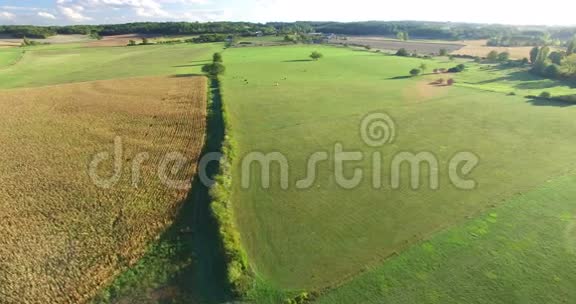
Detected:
[{"left": 209, "top": 77, "right": 255, "bottom": 296}]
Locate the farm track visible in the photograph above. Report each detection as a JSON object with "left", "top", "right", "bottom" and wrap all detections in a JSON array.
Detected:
[
  {"left": 0, "top": 76, "right": 207, "bottom": 304},
  {"left": 0, "top": 50, "right": 25, "bottom": 70}
]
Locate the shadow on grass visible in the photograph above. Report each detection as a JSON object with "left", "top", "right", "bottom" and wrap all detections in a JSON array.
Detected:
[
  {"left": 473, "top": 66, "right": 576, "bottom": 89},
  {"left": 387, "top": 75, "right": 412, "bottom": 80},
  {"left": 282, "top": 59, "right": 313, "bottom": 62},
  {"left": 170, "top": 73, "right": 203, "bottom": 78},
  {"left": 525, "top": 97, "right": 576, "bottom": 107},
  {"left": 173, "top": 64, "right": 206, "bottom": 68},
  {"left": 515, "top": 81, "right": 559, "bottom": 90},
  {"left": 92, "top": 78, "right": 232, "bottom": 304}
]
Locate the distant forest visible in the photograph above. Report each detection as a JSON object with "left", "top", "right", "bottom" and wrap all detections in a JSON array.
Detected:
[{"left": 2, "top": 21, "right": 576, "bottom": 44}]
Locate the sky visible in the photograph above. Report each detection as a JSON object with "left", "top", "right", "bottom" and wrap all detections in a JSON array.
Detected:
[{"left": 0, "top": 0, "right": 575, "bottom": 26}]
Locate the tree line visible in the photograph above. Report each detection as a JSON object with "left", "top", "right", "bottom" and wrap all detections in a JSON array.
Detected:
[
  {"left": 3, "top": 21, "right": 576, "bottom": 43},
  {"left": 528, "top": 36, "right": 576, "bottom": 80}
]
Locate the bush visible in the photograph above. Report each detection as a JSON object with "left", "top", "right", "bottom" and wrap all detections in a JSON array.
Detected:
[
  {"left": 540, "top": 91, "right": 552, "bottom": 99},
  {"left": 409, "top": 68, "right": 421, "bottom": 76},
  {"left": 439, "top": 48, "right": 448, "bottom": 56},
  {"left": 544, "top": 64, "right": 561, "bottom": 78},
  {"left": 202, "top": 62, "right": 226, "bottom": 76},
  {"left": 213, "top": 52, "right": 223, "bottom": 63},
  {"left": 487, "top": 50, "right": 499, "bottom": 61},
  {"left": 396, "top": 48, "right": 409, "bottom": 56},
  {"left": 448, "top": 64, "right": 466, "bottom": 73},
  {"left": 497, "top": 51, "right": 510, "bottom": 62},
  {"left": 192, "top": 34, "right": 228, "bottom": 43},
  {"left": 310, "top": 51, "right": 323, "bottom": 61},
  {"left": 447, "top": 78, "right": 455, "bottom": 86}
]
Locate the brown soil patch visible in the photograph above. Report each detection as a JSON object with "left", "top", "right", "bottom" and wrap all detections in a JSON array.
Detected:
[
  {"left": 85, "top": 34, "right": 145, "bottom": 47},
  {"left": 332, "top": 36, "right": 464, "bottom": 54},
  {"left": 0, "top": 76, "right": 207, "bottom": 304},
  {"left": 452, "top": 39, "right": 534, "bottom": 59},
  {"left": 402, "top": 79, "right": 450, "bottom": 103}
]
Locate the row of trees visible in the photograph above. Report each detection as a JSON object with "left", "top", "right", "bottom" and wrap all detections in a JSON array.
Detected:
[
  {"left": 4, "top": 22, "right": 576, "bottom": 43},
  {"left": 202, "top": 53, "right": 226, "bottom": 77},
  {"left": 0, "top": 22, "right": 306, "bottom": 39},
  {"left": 529, "top": 36, "right": 576, "bottom": 79}
]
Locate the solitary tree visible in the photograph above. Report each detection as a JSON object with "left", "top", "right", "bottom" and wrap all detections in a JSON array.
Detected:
[
  {"left": 396, "top": 31, "right": 409, "bottom": 41},
  {"left": 497, "top": 51, "right": 510, "bottom": 62},
  {"left": 533, "top": 46, "right": 551, "bottom": 73},
  {"left": 447, "top": 78, "right": 455, "bottom": 86},
  {"left": 128, "top": 40, "right": 137, "bottom": 46},
  {"left": 142, "top": 38, "right": 150, "bottom": 45},
  {"left": 202, "top": 62, "right": 226, "bottom": 77},
  {"left": 439, "top": 48, "right": 448, "bottom": 56},
  {"left": 213, "top": 52, "right": 223, "bottom": 63},
  {"left": 567, "top": 36, "right": 576, "bottom": 56},
  {"left": 530, "top": 47, "right": 540, "bottom": 64},
  {"left": 548, "top": 51, "right": 565, "bottom": 65},
  {"left": 409, "top": 68, "right": 421, "bottom": 76},
  {"left": 419, "top": 63, "right": 428, "bottom": 72},
  {"left": 310, "top": 51, "right": 323, "bottom": 61},
  {"left": 396, "top": 48, "right": 409, "bottom": 57},
  {"left": 562, "top": 54, "right": 576, "bottom": 74},
  {"left": 487, "top": 50, "right": 499, "bottom": 61},
  {"left": 21, "top": 37, "right": 31, "bottom": 46},
  {"left": 544, "top": 64, "right": 561, "bottom": 78}
]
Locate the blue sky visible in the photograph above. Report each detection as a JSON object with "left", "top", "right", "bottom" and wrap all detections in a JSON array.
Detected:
[{"left": 0, "top": 0, "right": 575, "bottom": 26}]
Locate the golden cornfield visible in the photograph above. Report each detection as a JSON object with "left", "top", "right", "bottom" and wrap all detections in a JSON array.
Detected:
[{"left": 0, "top": 76, "right": 207, "bottom": 303}]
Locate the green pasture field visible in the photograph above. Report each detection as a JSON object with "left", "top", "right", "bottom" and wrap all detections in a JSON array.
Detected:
[
  {"left": 315, "top": 172, "right": 576, "bottom": 304},
  {"left": 221, "top": 45, "right": 576, "bottom": 301},
  {"left": 0, "top": 48, "right": 24, "bottom": 68},
  {"left": 0, "top": 43, "right": 222, "bottom": 89},
  {"left": 456, "top": 63, "right": 576, "bottom": 96}
]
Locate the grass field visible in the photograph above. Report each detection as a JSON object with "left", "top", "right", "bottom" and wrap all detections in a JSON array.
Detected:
[
  {"left": 220, "top": 45, "right": 576, "bottom": 301},
  {"left": 0, "top": 76, "right": 207, "bottom": 304},
  {"left": 455, "top": 64, "right": 576, "bottom": 96},
  {"left": 0, "top": 43, "right": 221, "bottom": 89},
  {"left": 2, "top": 35, "right": 576, "bottom": 304},
  {"left": 0, "top": 48, "right": 24, "bottom": 68},
  {"left": 315, "top": 172, "right": 576, "bottom": 303}
]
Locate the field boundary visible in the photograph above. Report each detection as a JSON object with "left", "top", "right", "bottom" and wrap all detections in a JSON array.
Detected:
[
  {"left": 0, "top": 49, "right": 25, "bottom": 70},
  {"left": 209, "top": 76, "right": 255, "bottom": 296}
]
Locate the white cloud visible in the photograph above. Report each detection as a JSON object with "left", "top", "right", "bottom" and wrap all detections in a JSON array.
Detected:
[
  {"left": 57, "top": 4, "right": 92, "bottom": 22},
  {"left": 0, "top": 11, "right": 15, "bottom": 20},
  {"left": 1, "top": 6, "right": 42, "bottom": 11},
  {"left": 53, "top": 0, "right": 215, "bottom": 21},
  {"left": 38, "top": 12, "right": 57, "bottom": 19}
]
